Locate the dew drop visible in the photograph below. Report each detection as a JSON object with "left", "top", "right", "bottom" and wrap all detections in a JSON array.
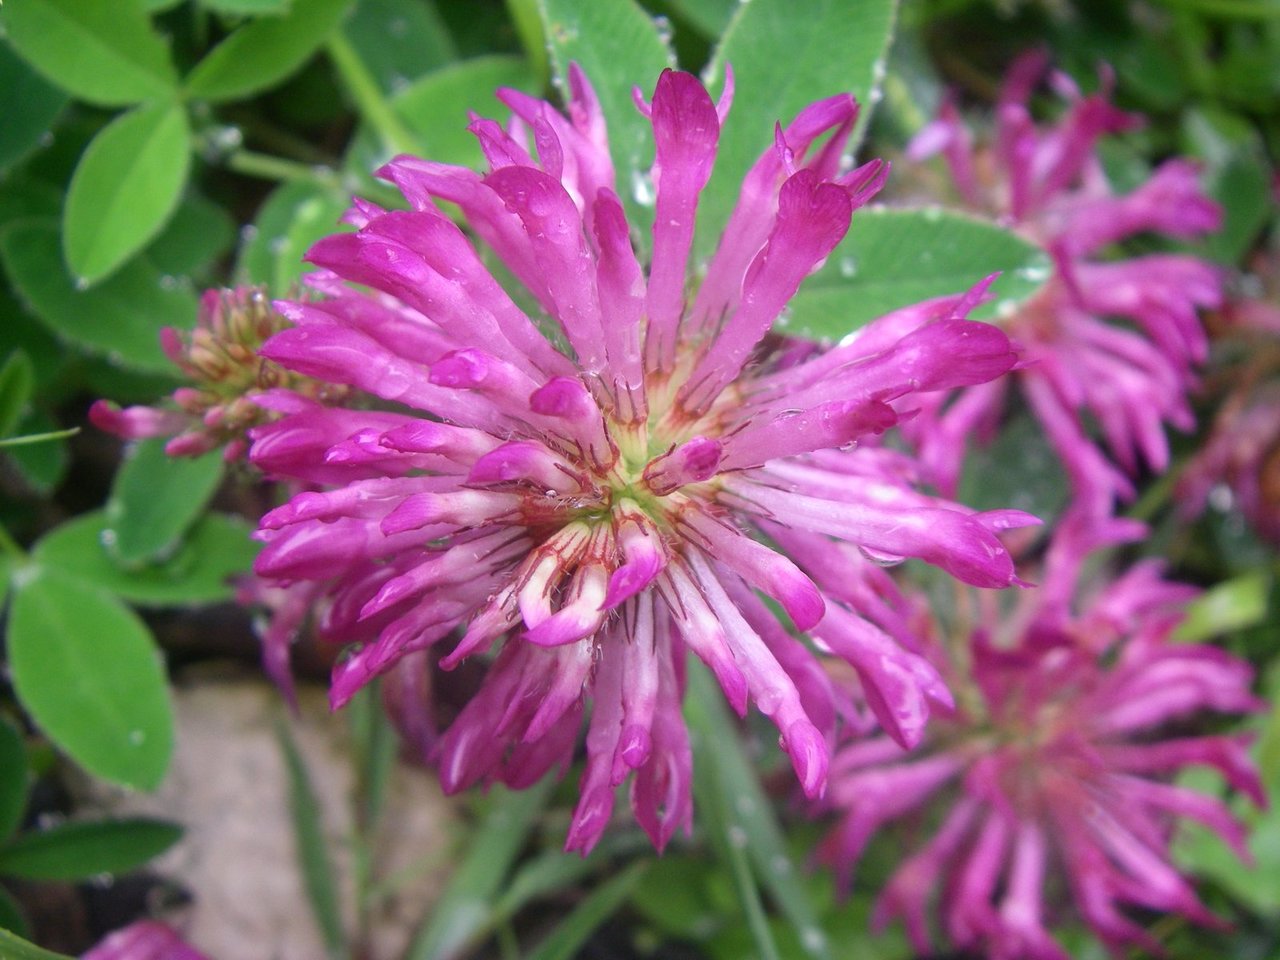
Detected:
[
  {"left": 771, "top": 854, "right": 792, "bottom": 875},
  {"left": 129, "top": 730, "right": 145, "bottom": 745},
  {"left": 652, "top": 14, "right": 674, "bottom": 45},
  {"left": 801, "top": 928, "right": 827, "bottom": 952},
  {"left": 995, "top": 299, "right": 1019, "bottom": 319},
  {"left": 158, "top": 274, "right": 179, "bottom": 290},
  {"left": 73, "top": 275, "right": 91, "bottom": 292},
  {"left": 1015, "top": 263, "right": 1051, "bottom": 284},
  {"left": 388, "top": 15, "right": 409, "bottom": 36},
  {"left": 630, "top": 168, "right": 656, "bottom": 207},
  {"left": 38, "top": 130, "right": 54, "bottom": 148},
  {"left": 727, "top": 824, "right": 749, "bottom": 849},
  {"left": 1208, "top": 483, "right": 1233, "bottom": 512},
  {"left": 922, "top": 205, "right": 942, "bottom": 223},
  {"left": 838, "top": 256, "right": 858, "bottom": 278}
]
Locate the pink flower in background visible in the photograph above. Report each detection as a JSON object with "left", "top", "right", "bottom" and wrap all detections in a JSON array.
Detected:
[
  {"left": 90, "top": 286, "right": 345, "bottom": 461},
  {"left": 248, "top": 67, "right": 1031, "bottom": 852},
  {"left": 821, "top": 519, "right": 1263, "bottom": 960},
  {"left": 1178, "top": 264, "right": 1280, "bottom": 545},
  {"left": 83, "top": 921, "right": 209, "bottom": 960},
  {"left": 907, "top": 52, "right": 1223, "bottom": 517}
]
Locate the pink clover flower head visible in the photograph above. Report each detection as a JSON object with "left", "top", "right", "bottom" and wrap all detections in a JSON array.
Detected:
[
  {"left": 1177, "top": 265, "right": 1280, "bottom": 545},
  {"left": 250, "top": 66, "right": 1027, "bottom": 853},
  {"left": 907, "top": 52, "right": 1223, "bottom": 516},
  {"left": 821, "top": 521, "right": 1264, "bottom": 960},
  {"left": 90, "top": 286, "right": 345, "bottom": 461},
  {"left": 83, "top": 921, "right": 210, "bottom": 960}
]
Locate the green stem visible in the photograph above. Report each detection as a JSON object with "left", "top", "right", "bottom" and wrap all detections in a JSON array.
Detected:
[
  {"left": 325, "top": 32, "right": 420, "bottom": 157},
  {"left": 227, "top": 150, "right": 342, "bottom": 189},
  {"left": 723, "top": 828, "right": 782, "bottom": 960}
]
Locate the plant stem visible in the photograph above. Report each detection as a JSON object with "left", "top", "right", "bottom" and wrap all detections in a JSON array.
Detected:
[
  {"left": 227, "top": 150, "right": 342, "bottom": 190},
  {"left": 325, "top": 32, "right": 420, "bottom": 157}
]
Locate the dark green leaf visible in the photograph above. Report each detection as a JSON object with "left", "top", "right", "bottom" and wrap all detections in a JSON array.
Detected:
[
  {"left": 8, "top": 567, "right": 174, "bottom": 790},
  {"left": 957, "top": 411, "right": 1069, "bottom": 526},
  {"left": 201, "top": 0, "right": 294, "bottom": 13},
  {"left": 537, "top": 0, "right": 675, "bottom": 246},
  {"left": 185, "top": 0, "right": 354, "bottom": 102},
  {"left": 0, "top": 0, "right": 177, "bottom": 106},
  {"left": 524, "top": 862, "right": 648, "bottom": 960},
  {"left": 787, "top": 206, "right": 1051, "bottom": 341},
  {"left": 32, "top": 511, "right": 259, "bottom": 608},
  {"left": 405, "top": 778, "right": 555, "bottom": 960},
  {"left": 0, "top": 220, "right": 197, "bottom": 374},
  {"left": 658, "top": 0, "right": 738, "bottom": 38},
  {"left": 3, "top": 409, "right": 70, "bottom": 496},
  {"left": 0, "top": 885, "right": 29, "bottom": 938},
  {"left": 0, "top": 351, "right": 34, "bottom": 439},
  {"left": 0, "top": 718, "right": 30, "bottom": 844},
  {"left": 236, "top": 181, "right": 352, "bottom": 295},
  {"left": 276, "top": 719, "right": 347, "bottom": 959},
  {"left": 0, "top": 818, "right": 181, "bottom": 881},
  {"left": 0, "top": 927, "right": 73, "bottom": 960},
  {"left": 145, "top": 193, "right": 238, "bottom": 278},
  {"left": 343, "top": 0, "right": 457, "bottom": 94},
  {"left": 696, "top": 0, "right": 898, "bottom": 261},
  {"left": 0, "top": 44, "right": 68, "bottom": 174},
  {"left": 105, "top": 439, "right": 225, "bottom": 567},
  {"left": 63, "top": 101, "right": 192, "bottom": 286}
]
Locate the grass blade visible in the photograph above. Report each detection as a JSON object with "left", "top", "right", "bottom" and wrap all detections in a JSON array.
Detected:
[
  {"left": 275, "top": 716, "right": 347, "bottom": 960},
  {"left": 406, "top": 777, "right": 554, "bottom": 960}
]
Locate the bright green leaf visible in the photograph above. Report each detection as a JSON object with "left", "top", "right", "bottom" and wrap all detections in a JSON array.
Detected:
[
  {"left": 537, "top": 0, "right": 674, "bottom": 246},
  {"left": 63, "top": 101, "right": 192, "bottom": 286},
  {"left": 0, "top": 220, "right": 197, "bottom": 375},
  {"left": 0, "top": 818, "right": 182, "bottom": 881},
  {"left": 344, "top": 0, "right": 457, "bottom": 95},
  {"left": 32, "top": 511, "right": 259, "bottom": 608},
  {"left": 0, "top": 0, "right": 178, "bottom": 107},
  {"left": 787, "top": 206, "right": 1051, "bottom": 341},
  {"left": 0, "top": 718, "right": 30, "bottom": 844},
  {"left": 0, "top": 44, "right": 68, "bottom": 174},
  {"left": 1172, "top": 572, "right": 1272, "bottom": 643},
  {"left": 105, "top": 438, "right": 225, "bottom": 567},
  {"left": 0, "top": 927, "right": 72, "bottom": 960},
  {"left": 696, "top": 0, "right": 898, "bottom": 261},
  {"left": 8, "top": 567, "right": 174, "bottom": 790},
  {"left": 0, "top": 351, "right": 35, "bottom": 440},
  {"left": 184, "top": 0, "right": 354, "bottom": 103}
]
